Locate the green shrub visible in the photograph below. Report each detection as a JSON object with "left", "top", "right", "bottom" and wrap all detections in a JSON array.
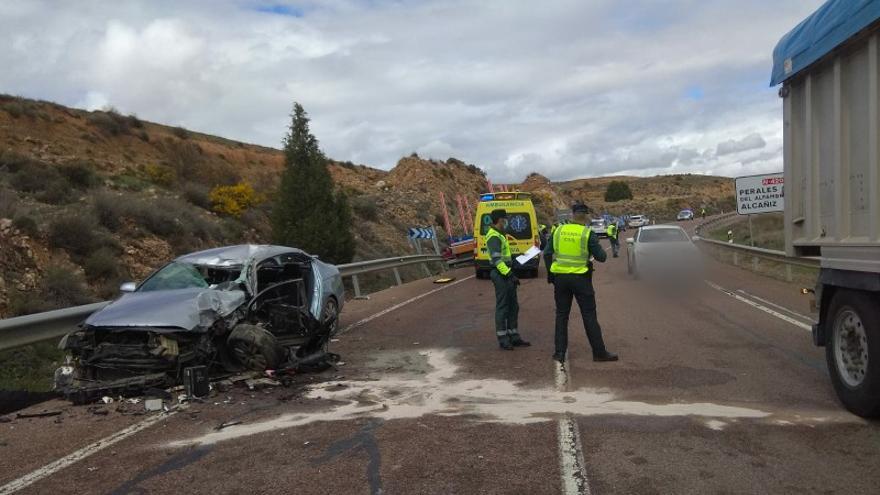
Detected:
[
  {"left": 47, "top": 213, "right": 107, "bottom": 257},
  {"left": 172, "top": 126, "right": 189, "bottom": 139},
  {"left": 0, "top": 98, "right": 39, "bottom": 119},
  {"left": 0, "top": 186, "right": 19, "bottom": 218},
  {"left": 84, "top": 247, "right": 126, "bottom": 282},
  {"left": 58, "top": 161, "right": 100, "bottom": 189},
  {"left": 604, "top": 181, "right": 633, "bottom": 202},
  {"left": 87, "top": 108, "right": 132, "bottom": 136},
  {"left": 126, "top": 114, "right": 144, "bottom": 128},
  {"left": 9, "top": 161, "right": 53, "bottom": 192},
  {"left": 12, "top": 214, "right": 39, "bottom": 236},
  {"left": 351, "top": 194, "right": 379, "bottom": 221},
  {"left": 8, "top": 265, "right": 95, "bottom": 316},
  {"left": 182, "top": 182, "right": 211, "bottom": 209},
  {"left": 0, "top": 150, "right": 33, "bottom": 172}
]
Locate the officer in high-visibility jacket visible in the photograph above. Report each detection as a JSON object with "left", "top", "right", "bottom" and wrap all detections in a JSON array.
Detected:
[
  {"left": 606, "top": 222, "right": 620, "bottom": 258},
  {"left": 485, "top": 209, "right": 531, "bottom": 350},
  {"left": 543, "top": 203, "right": 618, "bottom": 364}
]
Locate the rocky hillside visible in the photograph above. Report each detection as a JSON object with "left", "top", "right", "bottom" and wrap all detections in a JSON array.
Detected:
[{"left": 0, "top": 95, "right": 734, "bottom": 318}]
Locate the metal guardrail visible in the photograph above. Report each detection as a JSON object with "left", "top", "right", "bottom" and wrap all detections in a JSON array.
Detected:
[
  {"left": 0, "top": 253, "right": 466, "bottom": 352},
  {"left": 693, "top": 215, "right": 819, "bottom": 281}
]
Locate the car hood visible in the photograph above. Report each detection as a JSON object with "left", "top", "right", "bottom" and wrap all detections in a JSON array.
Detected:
[{"left": 84, "top": 288, "right": 247, "bottom": 331}]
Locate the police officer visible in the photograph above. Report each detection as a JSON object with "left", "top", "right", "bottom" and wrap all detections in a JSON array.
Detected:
[
  {"left": 544, "top": 203, "right": 618, "bottom": 364},
  {"left": 485, "top": 209, "right": 531, "bottom": 350},
  {"left": 606, "top": 221, "right": 619, "bottom": 258}
]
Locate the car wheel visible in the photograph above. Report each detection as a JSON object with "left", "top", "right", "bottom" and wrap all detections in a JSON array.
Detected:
[
  {"left": 825, "top": 289, "right": 880, "bottom": 417},
  {"left": 228, "top": 324, "right": 285, "bottom": 371},
  {"left": 322, "top": 297, "right": 340, "bottom": 336}
]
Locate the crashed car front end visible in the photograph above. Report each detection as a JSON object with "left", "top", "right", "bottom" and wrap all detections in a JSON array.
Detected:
[{"left": 55, "top": 287, "right": 247, "bottom": 403}]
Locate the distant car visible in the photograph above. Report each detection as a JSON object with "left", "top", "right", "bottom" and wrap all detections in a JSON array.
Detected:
[
  {"left": 590, "top": 218, "right": 607, "bottom": 238},
  {"left": 55, "top": 245, "right": 345, "bottom": 403},
  {"left": 677, "top": 209, "right": 695, "bottom": 221},
  {"left": 628, "top": 215, "right": 649, "bottom": 228},
  {"left": 626, "top": 225, "right": 702, "bottom": 279}
]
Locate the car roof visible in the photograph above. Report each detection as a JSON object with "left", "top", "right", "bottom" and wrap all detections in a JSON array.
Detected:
[
  {"left": 175, "top": 244, "right": 306, "bottom": 267},
  {"left": 639, "top": 225, "right": 686, "bottom": 231}
]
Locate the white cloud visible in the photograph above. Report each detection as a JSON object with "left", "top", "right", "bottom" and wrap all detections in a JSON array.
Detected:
[
  {"left": 0, "top": 0, "right": 824, "bottom": 181},
  {"left": 716, "top": 133, "right": 767, "bottom": 156}
]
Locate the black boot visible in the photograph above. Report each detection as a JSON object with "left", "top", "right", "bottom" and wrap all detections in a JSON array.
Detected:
[
  {"left": 498, "top": 335, "right": 514, "bottom": 350},
  {"left": 593, "top": 351, "right": 618, "bottom": 362},
  {"left": 509, "top": 331, "right": 531, "bottom": 347}
]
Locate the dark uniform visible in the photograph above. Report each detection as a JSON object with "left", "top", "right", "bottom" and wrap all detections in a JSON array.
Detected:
[
  {"left": 606, "top": 223, "right": 619, "bottom": 258},
  {"left": 485, "top": 210, "right": 530, "bottom": 350},
  {"left": 543, "top": 206, "right": 617, "bottom": 363}
]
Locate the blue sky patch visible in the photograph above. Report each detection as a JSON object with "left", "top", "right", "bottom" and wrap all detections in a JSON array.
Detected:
[
  {"left": 684, "top": 86, "right": 704, "bottom": 100},
  {"left": 255, "top": 4, "right": 304, "bottom": 17}
]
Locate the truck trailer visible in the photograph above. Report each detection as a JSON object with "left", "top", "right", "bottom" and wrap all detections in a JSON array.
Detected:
[{"left": 773, "top": 0, "right": 880, "bottom": 417}]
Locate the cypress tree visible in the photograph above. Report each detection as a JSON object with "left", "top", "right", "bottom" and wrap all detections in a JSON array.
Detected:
[{"left": 272, "top": 103, "right": 355, "bottom": 263}]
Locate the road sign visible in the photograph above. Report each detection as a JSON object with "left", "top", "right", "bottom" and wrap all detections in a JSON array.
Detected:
[
  {"left": 735, "top": 173, "right": 784, "bottom": 215},
  {"left": 408, "top": 227, "right": 435, "bottom": 239}
]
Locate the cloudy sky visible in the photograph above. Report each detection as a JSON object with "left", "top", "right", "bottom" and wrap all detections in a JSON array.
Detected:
[{"left": 0, "top": 0, "right": 824, "bottom": 182}]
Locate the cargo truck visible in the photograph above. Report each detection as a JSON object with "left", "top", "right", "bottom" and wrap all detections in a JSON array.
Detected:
[{"left": 773, "top": 1, "right": 880, "bottom": 417}]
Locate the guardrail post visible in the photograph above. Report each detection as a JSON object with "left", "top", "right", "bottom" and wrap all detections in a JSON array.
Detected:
[
  {"left": 352, "top": 275, "right": 362, "bottom": 298},
  {"left": 733, "top": 252, "right": 738, "bottom": 266},
  {"left": 752, "top": 256, "right": 759, "bottom": 272},
  {"left": 785, "top": 264, "right": 793, "bottom": 282},
  {"left": 393, "top": 268, "right": 403, "bottom": 286},
  {"left": 421, "top": 262, "right": 432, "bottom": 278}
]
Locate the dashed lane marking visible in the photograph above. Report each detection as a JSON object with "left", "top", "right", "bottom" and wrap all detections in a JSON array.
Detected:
[
  {"left": 734, "top": 289, "right": 813, "bottom": 323},
  {"left": 339, "top": 275, "right": 475, "bottom": 335},
  {"left": 0, "top": 409, "right": 181, "bottom": 495},
  {"left": 706, "top": 281, "right": 811, "bottom": 332},
  {"left": 2, "top": 277, "right": 473, "bottom": 493},
  {"left": 555, "top": 358, "right": 591, "bottom": 495}
]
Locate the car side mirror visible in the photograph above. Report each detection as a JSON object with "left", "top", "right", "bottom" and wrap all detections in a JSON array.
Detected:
[
  {"left": 119, "top": 282, "right": 137, "bottom": 293},
  {"left": 626, "top": 238, "right": 634, "bottom": 245}
]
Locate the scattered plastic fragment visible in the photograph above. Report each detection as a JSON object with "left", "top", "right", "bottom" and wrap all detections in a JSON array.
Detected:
[
  {"left": 101, "top": 396, "right": 114, "bottom": 404},
  {"left": 15, "top": 411, "right": 61, "bottom": 419},
  {"left": 214, "top": 420, "right": 242, "bottom": 431},
  {"left": 144, "top": 398, "right": 163, "bottom": 412}
]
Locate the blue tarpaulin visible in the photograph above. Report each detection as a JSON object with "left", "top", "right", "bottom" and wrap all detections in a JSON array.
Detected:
[{"left": 771, "top": 0, "right": 880, "bottom": 86}]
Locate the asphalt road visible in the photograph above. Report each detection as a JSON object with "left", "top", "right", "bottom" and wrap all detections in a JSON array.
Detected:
[{"left": 2, "top": 225, "right": 878, "bottom": 494}]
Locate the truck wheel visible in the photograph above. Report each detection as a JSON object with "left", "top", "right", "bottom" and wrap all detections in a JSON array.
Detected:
[
  {"left": 475, "top": 268, "right": 487, "bottom": 279},
  {"left": 228, "top": 324, "right": 285, "bottom": 371},
  {"left": 825, "top": 289, "right": 880, "bottom": 418}
]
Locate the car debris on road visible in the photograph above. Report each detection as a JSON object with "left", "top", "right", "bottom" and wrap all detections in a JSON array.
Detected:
[{"left": 53, "top": 245, "right": 346, "bottom": 404}]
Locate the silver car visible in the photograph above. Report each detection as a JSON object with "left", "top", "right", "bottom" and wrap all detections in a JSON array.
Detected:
[
  {"left": 55, "top": 245, "right": 345, "bottom": 402},
  {"left": 590, "top": 219, "right": 607, "bottom": 238},
  {"left": 626, "top": 226, "right": 702, "bottom": 280}
]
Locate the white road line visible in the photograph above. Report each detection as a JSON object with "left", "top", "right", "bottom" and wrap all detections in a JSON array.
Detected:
[
  {"left": 555, "top": 358, "right": 591, "bottom": 495},
  {"left": 0, "top": 410, "right": 180, "bottom": 495},
  {"left": 706, "top": 281, "right": 812, "bottom": 332},
  {"left": 339, "top": 275, "right": 475, "bottom": 335},
  {"left": 2, "top": 273, "right": 471, "bottom": 494},
  {"left": 734, "top": 289, "right": 813, "bottom": 323}
]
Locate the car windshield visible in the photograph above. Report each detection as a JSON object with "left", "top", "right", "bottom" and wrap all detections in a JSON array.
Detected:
[
  {"left": 631, "top": 216, "right": 643, "bottom": 220},
  {"left": 138, "top": 262, "right": 242, "bottom": 292},
  {"left": 639, "top": 229, "right": 689, "bottom": 242},
  {"left": 590, "top": 220, "right": 604, "bottom": 227}
]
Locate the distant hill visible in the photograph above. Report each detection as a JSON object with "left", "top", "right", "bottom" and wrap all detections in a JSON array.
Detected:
[{"left": 0, "top": 95, "right": 734, "bottom": 317}]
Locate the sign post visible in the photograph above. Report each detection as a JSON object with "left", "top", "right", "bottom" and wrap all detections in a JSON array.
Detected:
[{"left": 735, "top": 172, "right": 784, "bottom": 247}]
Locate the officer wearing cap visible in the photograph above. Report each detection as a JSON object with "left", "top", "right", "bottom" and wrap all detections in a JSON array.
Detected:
[
  {"left": 485, "top": 209, "right": 531, "bottom": 350},
  {"left": 543, "top": 202, "right": 618, "bottom": 364}
]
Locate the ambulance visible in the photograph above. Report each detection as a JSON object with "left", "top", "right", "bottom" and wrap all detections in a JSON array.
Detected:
[{"left": 473, "top": 191, "right": 541, "bottom": 279}]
